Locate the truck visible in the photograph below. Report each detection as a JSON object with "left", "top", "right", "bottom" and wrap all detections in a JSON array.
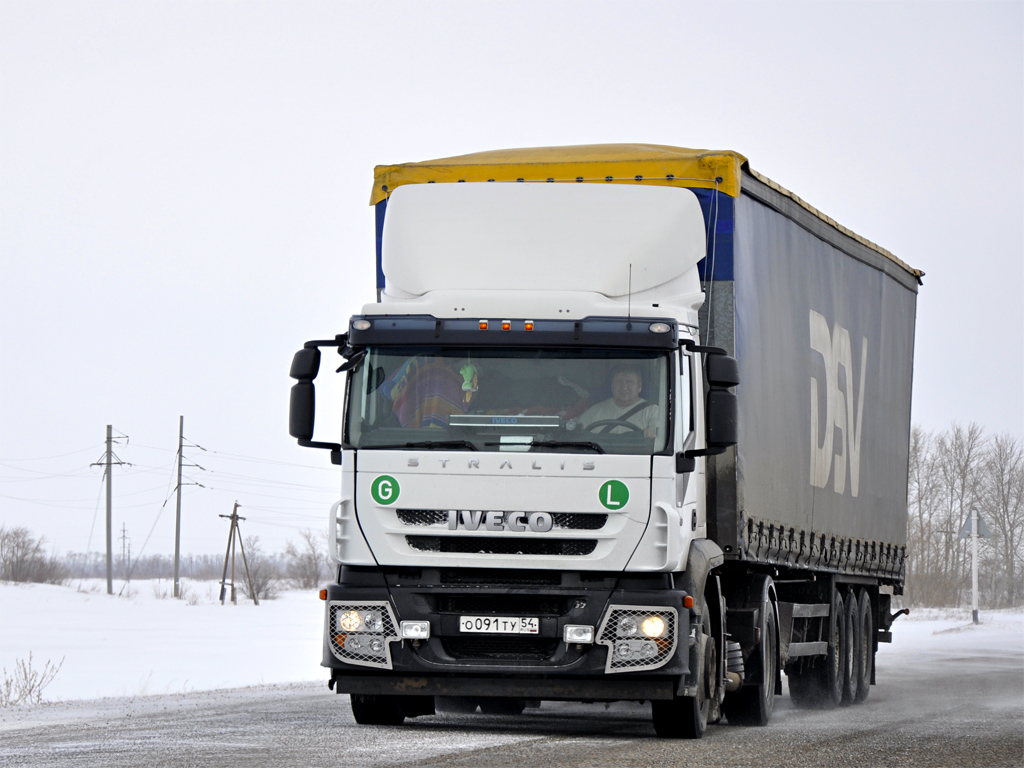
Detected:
[{"left": 288, "top": 144, "right": 922, "bottom": 738}]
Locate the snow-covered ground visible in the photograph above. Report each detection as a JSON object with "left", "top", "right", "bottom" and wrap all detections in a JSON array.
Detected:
[
  {"left": 1, "top": 579, "right": 1022, "bottom": 705},
  {"left": 0, "top": 579, "right": 323, "bottom": 701}
]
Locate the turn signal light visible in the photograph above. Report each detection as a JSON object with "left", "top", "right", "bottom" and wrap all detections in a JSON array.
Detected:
[
  {"left": 319, "top": 589, "right": 327, "bottom": 601},
  {"left": 683, "top": 596, "right": 694, "bottom": 609}
]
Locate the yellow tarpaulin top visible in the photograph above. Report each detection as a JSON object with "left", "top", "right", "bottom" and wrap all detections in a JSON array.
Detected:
[
  {"left": 371, "top": 143, "right": 922, "bottom": 281},
  {"left": 370, "top": 144, "right": 746, "bottom": 205}
]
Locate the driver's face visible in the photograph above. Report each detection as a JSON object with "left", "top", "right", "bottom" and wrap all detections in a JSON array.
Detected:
[{"left": 611, "top": 371, "right": 642, "bottom": 408}]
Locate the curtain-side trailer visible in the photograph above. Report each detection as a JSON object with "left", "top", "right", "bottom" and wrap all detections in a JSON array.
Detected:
[{"left": 289, "top": 144, "right": 922, "bottom": 738}]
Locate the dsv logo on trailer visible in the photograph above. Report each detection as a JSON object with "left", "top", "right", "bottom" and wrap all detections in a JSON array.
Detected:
[{"left": 809, "top": 310, "right": 867, "bottom": 498}]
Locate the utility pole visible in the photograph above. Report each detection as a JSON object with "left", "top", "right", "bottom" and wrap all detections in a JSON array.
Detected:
[
  {"left": 174, "top": 416, "right": 183, "bottom": 598},
  {"left": 170, "top": 416, "right": 205, "bottom": 599},
  {"left": 91, "top": 425, "right": 129, "bottom": 595},
  {"left": 219, "top": 502, "right": 258, "bottom": 606},
  {"left": 971, "top": 506, "right": 980, "bottom": 625},
  {"left": 120, "top": 523, "right": 130, "bottom": 581}
]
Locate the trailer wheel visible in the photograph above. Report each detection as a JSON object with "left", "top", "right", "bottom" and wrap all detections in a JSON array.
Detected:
[
  {"left": 723, "top": 598, "right": 777, "bottom": 726},
  {"left": 787, "top": 586, "right": 846, "bottom": 709},
  {"left": 652, "top": 604, "right": 711, "bottom": 739},
  {"left": 841, "top": 590, "right": 859, "bottom": 705},
  {"left": 854, "top": 590, "right": 873, "bottom": 703},
  {"left": 350, "top": 693, "right": 406, "bottom": 725}
]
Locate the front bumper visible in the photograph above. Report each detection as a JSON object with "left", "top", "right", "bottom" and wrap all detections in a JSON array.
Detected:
[{"left": 322, "top": 566, "right": 694, "bottom": 700}]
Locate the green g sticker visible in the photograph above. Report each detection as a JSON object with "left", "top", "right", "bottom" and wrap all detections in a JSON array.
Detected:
[
  {"left": 371, "top": 475, "right": 400, "bottom": 505},
  {"left": 599, "top": 480, "right": 629, "bottom": 510}
]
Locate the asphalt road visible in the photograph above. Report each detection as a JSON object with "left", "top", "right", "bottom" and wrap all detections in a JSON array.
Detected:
[{"left": 2, "top": 630, "right": 1021, "bottom": 768}]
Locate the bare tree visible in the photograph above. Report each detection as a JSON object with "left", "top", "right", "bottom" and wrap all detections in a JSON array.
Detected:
[
  {"left": 979, "top": 434, "right": 1024, "bottom": 606},
  {"left": 0, "top": 527, "right": 68, "bottom": 584},
  {"left": 934, "top": 422, "right": 988, "bottom": 602},
  {"left": 284, "top": 528, "right": 328, "bottom": 589},
  {"left": 239, "top": 536, "right": 278, "bottom": 601}
]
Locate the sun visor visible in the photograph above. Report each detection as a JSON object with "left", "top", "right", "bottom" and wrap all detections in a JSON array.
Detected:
[{"left": 380, "top": 182, "right": 707, "bottom": 299}]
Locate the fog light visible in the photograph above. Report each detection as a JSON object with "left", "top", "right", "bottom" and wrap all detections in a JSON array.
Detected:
[
  {"left": 615, "top": 641, "right": 634, "bottom": 659},
  {"left": 401, "top": 621, "right": 430, "bottom": 640},
  {"left": 369, "top": 638, "right": 384, "bottom": 653},
  {"left": 563, "top": 625, "right": 595, "bottom": 644}
]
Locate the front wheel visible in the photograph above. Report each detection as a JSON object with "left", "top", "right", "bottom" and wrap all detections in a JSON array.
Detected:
[
  {"left": 723, "top": 597, "right": 777, "bottom": 726},
  {"left": 350, "top": 693, "right": 406, "bottom": 725},
  {"left": 652, "top": 604, "right": 712, "bottom": 739}
]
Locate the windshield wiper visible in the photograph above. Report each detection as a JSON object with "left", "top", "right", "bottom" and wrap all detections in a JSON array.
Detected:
[
  {"left": 366, "top": 440, "right": 478, "bottom": 451},
  {"left": 485, "top": 439, "right": 605, "bottom": 454}
]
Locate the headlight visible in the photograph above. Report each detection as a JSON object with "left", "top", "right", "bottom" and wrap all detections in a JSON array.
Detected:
[
  {"left": 338, "top": 610, "right": 362, "bottom": 632},
  {"left": 617, "top": 617, "right": 638, "bottom": 637},
  {"left": 641, "top": 615, "right": 667, "bottom": 638}
]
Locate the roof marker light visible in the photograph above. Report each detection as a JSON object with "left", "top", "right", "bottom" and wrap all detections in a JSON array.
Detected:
[
  {"left": 501, "top": 321, "right": 511, "bottom": 331},
  {"left": 524, "top": 321, "right": 534, "bottom": 331},
  {"left": 479, "top": 320, "right": 488, "bottom": 330},
  {"left": 649, "top": 322, "right": 672, "bottom": 334},
  {"left": 352, "top": 319, "right": 371, "bottom": 331}
]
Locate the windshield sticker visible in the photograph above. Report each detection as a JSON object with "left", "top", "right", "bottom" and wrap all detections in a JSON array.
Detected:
[
  {"left": 370, "top": 475, "right": 400, "bottom": 505},
  {"left": 599, "top": 480, "right": 629, "bottom": 510}
]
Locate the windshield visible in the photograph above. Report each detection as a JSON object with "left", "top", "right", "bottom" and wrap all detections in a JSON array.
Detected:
[{"left": 346, "top": 347, "right": 671, "bottom": 455}]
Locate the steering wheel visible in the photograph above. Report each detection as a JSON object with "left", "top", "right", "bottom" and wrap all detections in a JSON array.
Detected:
[{"left": 582, "top": 419, "right": 645, "bottom": 434}]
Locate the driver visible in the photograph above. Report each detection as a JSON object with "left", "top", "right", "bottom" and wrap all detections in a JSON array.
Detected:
[{"left": 579, "top": 365, "right": 658, "bottom": 437}]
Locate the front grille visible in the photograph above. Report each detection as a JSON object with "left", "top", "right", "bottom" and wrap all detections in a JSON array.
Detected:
[
  {"left": 407, "top": 536, "right": 597, "bottom": 556},
  {"left": 327, "top": 602, "right": 399, "bottom": 670},
  {"left": 442, "top": 636, "right": 560, "bottom": 661},
  {"left": 438, "top": 595, "right": 568, "bottom": 616},
  {"left": 397, "top": 509, "right": 608, "bottom": 530},
  {"left": 440, "top": 568, "right": 562, "bottom": 586},
  {"left": 597, "top": 605, "right": 679, "bottom": 673}
]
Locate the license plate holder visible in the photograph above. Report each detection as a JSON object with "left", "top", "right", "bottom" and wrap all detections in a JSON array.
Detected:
[{"left": 459, "top": 616, "right": 540, "bottom": 634}]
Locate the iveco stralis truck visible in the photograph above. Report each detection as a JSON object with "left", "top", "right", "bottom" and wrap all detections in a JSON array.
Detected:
[{"left": 288, "top": 145, "right": 922, "bottom": 738}]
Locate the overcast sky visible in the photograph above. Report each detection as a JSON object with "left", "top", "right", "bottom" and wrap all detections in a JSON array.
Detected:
[{"left": 1, "top": 1, "right": 1021, "bottom": 561}]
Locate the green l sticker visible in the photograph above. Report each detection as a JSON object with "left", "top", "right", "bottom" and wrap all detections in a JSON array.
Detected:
[
  {"left": 599, "top": 480, "right": 629, "bottom": 510},
  {"left": 371, "top": 475, "right": 400, "bottom": 505}
]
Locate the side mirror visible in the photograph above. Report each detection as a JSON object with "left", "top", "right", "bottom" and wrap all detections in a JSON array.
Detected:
[
  {"left": 289, "top": 348, "right": 321, "bottom": 441},
  {"left": 289, "top": 343, "right": 342, "bottom": 463},
  {"left": 684, "top": 350, "right": 740, "bottom": 459},
  {"left": 706, "top": 354, "right": 739, "bottom": 388},
  {"left": 705, "top": 388, "right": 738, "bottom": 449}
]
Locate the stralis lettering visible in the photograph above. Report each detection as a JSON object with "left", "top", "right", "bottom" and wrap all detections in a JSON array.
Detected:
[
  {"left": 447, "top": 510, "right": 554, "bottom": 532},
  {"left": 406, "top": 458, "right": 597, "bottom": 471}
]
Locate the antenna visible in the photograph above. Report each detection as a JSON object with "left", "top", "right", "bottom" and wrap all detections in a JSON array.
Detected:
[{"left": 627, "top": 263, "right": 633, "bottom": 329}]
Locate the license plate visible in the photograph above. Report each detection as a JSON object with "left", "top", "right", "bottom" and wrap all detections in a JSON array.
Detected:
[{"left": 459, "top": 616, "right": 539, "bottom": 634}]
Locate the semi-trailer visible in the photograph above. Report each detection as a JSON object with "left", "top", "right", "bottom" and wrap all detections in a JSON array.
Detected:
[{"left": 289, "top": 144, "right": 921, "bottom": 738}]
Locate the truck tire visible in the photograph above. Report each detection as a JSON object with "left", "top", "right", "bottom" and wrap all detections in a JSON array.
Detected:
[
  {"left": 436, "top": 696, "right": 480, "bottom": 714},
  {"left": 723, "top": 597, "right": 777, "bottom": 726},
  {"left": 350, "top": 693, "right": 407, "bottom": 725},
  {"left": 841, "top": 590, "right": 859, "bottom": 705},
  {"left": 787, "top": 586, "right": 846, "bottom": 709},
  {"left": 854, "top": 590, "right": 873, "bottom": 703},
  {"left": 652, "top": 604, "right": 711, "bottom": 739},
  {"left": 479, "top": 697, "right": 527, "bottom": 716}
]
